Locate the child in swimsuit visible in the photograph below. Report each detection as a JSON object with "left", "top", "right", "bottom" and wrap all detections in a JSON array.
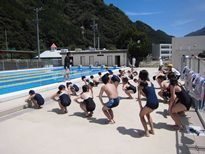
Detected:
[
  {"left": 138, "top": 70, "right": 159, "bottom": 137},
  {"left": 25, "top": 90, "right": 44, "bottom": 109},
  {"left": 51, "top": 85, "right": 71, "bottom": 113},
  {"left": 122, "top": 77, "right": 136, "bottom": 99},
  {"left": 74, "top": 85, "right": 96, "bottom": 117}
]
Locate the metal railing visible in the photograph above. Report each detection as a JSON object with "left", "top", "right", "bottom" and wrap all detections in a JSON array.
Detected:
[
  {"left": 181, "top": 55, "right": 205, "bottom": 128},
  {"left": 0, "top": 59, "right": 62, "bottom": 71}
]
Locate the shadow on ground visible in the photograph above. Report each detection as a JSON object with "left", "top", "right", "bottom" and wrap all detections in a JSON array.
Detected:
[
  {"left": 88, "top": 117, "right": 109, "bottom": 125},
  {"left": 156, "top": 109, "right": 169, "bottom": 118},
  {"left": 47, "top": 108, "right": 65, "bottom": 114},
  {"left": 117, "top": 126, "right": 144, "bottom": 138}
]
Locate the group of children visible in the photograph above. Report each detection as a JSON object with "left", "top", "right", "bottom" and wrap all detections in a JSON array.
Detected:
[{"left": 25, "top": 64, "right": 192, "bottom": 137}]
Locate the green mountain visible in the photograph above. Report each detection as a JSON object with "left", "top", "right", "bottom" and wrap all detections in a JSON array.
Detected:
[
  {"left": 185, "top": 26, "right": 205, "bottom": 36},
  {"left": 134, "top": 20, "right": 172, "bottom": 43},
  {"left": 0, "top": 0, "right": 172, "bottom": 54}
]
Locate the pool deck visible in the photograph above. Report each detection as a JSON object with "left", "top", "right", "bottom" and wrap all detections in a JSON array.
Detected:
[{"left": 0, "top": 67, "right": 205, "bottom": 154}]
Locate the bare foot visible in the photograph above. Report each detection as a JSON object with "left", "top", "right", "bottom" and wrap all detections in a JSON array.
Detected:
[
  {"left": 149, "top": 130, "right": 155, "bottom": 135},
  {"left": 145, "top": 131, "right": 150, "bottom": 137},
  {"left": 172, "top": 125, "right": 183, "bottom": 130}
]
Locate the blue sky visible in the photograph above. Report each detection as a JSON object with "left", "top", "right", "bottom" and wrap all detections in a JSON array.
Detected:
[{"left": 104, "top": 0, "right": 205, "bottom": 37}]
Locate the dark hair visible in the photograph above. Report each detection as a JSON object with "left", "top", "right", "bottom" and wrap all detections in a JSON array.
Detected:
[
  {"left": 101, "top": 73, "right": 110, "bottom": 84},
  {"left": 81, "top": 76, "right": 86, "bottom": 81},
  {"left": 58, "top": 85, "right": 65, "bottom": 90},
  {"left": 122, "top": 77, "right": 129, "bottom": 83},
  {"left": 98, "top": 72, "right": 102, "bottom": 76},
  {"left": 66, "top": 82, "right": 72, "bottom": 88},
  {"left": 29, "top": 90, "right": 35, "bottom": 95},
  {"left": 157, "top": 75, "right": 166, "bottom": 81},
  {"left": 167, "top": 72, "right": 176, "bottom": 80},
  {"left": 82, "top": 85, "right": 89, "bottom": 92},
  {"left": 139, "top": 70, "right": 149, "bottom": 81},
  {"left": 133, "top": 78, "right": 138, "bottom": 82},
  {"left": 111, "top": 75, "right": 120, "bottom": 83},
  {"left": 66, "top": 52, "right": 70, "bottom": 56},
  {"left": 170, "top": 77, "right": 178, "bottom": 86},
  {"left": 90, "top": 75, "right": 94, "bottom": 79}
]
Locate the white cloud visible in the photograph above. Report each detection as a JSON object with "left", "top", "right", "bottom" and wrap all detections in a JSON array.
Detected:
[
  {"left": 172, "top": 19, "right": 195, "bottom": 27},
  {"left": 126, "top": 11, "right": 160, "bottom": 16}
]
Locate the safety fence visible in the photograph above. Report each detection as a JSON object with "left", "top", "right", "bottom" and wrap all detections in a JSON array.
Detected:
[
  {"left": 181, "top": 55, "right": 205, "bottom": 128},
  {"left": 0, "top": 59, "right": 62, "bottom": 71}
]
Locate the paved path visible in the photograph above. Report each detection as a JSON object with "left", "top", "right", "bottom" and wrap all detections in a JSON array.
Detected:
[{"left": 0, "top": 67, "right": 204, "bottom": 154}]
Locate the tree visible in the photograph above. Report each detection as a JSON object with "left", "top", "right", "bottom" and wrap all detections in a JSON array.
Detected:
[{"left": 128, "top": 32, "right": 150, "bottom": 66}]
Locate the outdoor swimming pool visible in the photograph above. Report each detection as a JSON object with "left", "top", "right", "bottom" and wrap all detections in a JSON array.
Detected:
[{"left": 0, "top": 66, "right": 116, "bottom": 95}]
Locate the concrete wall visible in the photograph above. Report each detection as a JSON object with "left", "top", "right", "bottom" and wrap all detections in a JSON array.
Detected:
[
  {"left": 152, "top": 44, "right": 160, "bottom": 60},
  {"left": 172, "top": 36, "right": 205, "bottom": 71},
  {"left": 61, "top": 50, "right": 128, "bottom": 66},
  {"left": 152, "top": 43, "right": 172, "bottom": 60}
]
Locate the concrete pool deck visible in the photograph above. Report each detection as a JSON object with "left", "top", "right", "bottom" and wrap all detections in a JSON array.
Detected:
[{"left": 0, "top": 67, "right": 205, "bottom": 154}]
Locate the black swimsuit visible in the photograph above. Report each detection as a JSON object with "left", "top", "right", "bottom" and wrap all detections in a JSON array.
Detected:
[
  {"left": 126, "top": 84, "right": 136, "bottom": 93},
  {"left": 175, "top": 86, "right": 192, "bottom": 110},
  {"left": 83, "top": 97, "right": 96, "bottom": 112},
  {"left": 34, "top": 93, "right": 44, "bottom": 106},
  {"left": 59, "top": 93, "right": 71, "bottom": 107}
]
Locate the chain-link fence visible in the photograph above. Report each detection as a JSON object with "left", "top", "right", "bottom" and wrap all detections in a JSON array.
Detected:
[{"left": 0, "top": 59, "right": 62, "bottom": 71}]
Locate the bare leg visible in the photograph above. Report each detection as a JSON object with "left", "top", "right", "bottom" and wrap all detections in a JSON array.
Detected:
[
  {"left": 31, "top": 100, "right": 40, "bottom": 109},
  {"left": 125, "top": 90, "right": 133, "bottom": 99},
  {"left": 140, "top": 107, "right": 153, "bottom": 137},
  {"left": 102, "top": 106, "right": 114, "bottom": 123},
  {"left": 58, "top": 102, "right": 66, "bottom": 113},
  {"left": 80, "top": 103, "right": 89, "bottom": 116},
  {"left": 170, "top": 103, "right": 187, "bottom": 129},
  {"left": 146, "top": 113, "right": 154, "bottom": 134}
]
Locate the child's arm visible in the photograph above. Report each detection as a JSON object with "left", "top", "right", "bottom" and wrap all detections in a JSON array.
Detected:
[
  {"left": 51, "top": 93, "right": 59, "bottom": 102},
  {"left": 74, "top": 94, "right": 82, "bottom": 104},
  {"left": 25, "top": 94, "right": 34, "bottom": 102},
  {"left": 137, "top": 86, "right": 143, "bottom": 109},
  {"left": 99, "top": 86, "right": 105, "bottom": 106}
]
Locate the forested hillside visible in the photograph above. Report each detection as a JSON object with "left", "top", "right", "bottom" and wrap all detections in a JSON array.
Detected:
[{"left": 0, "top": 0, "right": 172, "bottom": 55}]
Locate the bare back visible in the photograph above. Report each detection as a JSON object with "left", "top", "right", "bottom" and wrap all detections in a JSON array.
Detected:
[{"left": 102, "top": 83, "right": 118, "bottom": 99}]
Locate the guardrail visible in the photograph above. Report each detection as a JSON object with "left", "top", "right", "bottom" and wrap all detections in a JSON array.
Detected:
[
  {"left": 0, "top": 59, "right": 62, "bottom": 71},
  {"left": 181, "top": 55, "right": 205, "bottom": 128}
]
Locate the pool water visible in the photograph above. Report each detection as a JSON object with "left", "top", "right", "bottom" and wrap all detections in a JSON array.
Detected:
[{"left": 0, "top": 66, "right": 116, "bottom": 95}]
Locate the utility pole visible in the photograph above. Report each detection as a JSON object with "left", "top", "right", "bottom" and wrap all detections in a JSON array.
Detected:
[
  {"left": 35, "top": 7, "right": 42, "bottom": 61},
  {"left": 91, "top": 20, "right": 98, "bottom": 50},
  {"left": 97, "top": 36, "right": 100, "bottom": 50},
  {"left": 5, "top": 29, "right": 8, "bottom": 50}
]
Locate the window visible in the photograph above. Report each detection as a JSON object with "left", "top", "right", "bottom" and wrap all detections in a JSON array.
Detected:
[{"left": 161, "top": 51, "right": 170, "bottom": 54}]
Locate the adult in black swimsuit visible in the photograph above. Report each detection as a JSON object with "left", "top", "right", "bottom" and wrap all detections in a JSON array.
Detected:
[{"left": 169, "top": 77, "right": 192, "bottom": 130}]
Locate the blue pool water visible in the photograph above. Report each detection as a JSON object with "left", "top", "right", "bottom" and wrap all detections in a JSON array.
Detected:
[{"left": 0, "top": 66, "right": 117, "bottom": 95}]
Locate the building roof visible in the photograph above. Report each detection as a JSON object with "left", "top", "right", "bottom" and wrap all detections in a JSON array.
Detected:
[
  {"left": 51, "top": 43, "right": 57, "bottom": 48},
  {"left": 39, "top": 50, "right": 61, "bottom": 58}
]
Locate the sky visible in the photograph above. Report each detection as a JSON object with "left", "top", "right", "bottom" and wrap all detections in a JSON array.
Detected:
[{"left": 104, "top": 0, "right": 205, "bottom": 37}]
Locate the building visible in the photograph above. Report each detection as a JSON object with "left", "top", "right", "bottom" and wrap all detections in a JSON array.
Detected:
[
  {"left": 172, "top": 36, "right": 205, "bottom": 71},
  {"left": 61, "top": 49, "right": 128, "bottom": 67},
  {"left": 152, "top": 43, "right": 172, "bottom": 60}
]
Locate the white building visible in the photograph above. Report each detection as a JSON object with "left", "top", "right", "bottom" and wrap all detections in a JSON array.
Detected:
[
  {"left": 172, "top": 36, "right": 205, "bottom": 71},
  {"left": 61, "top": 49, "right": 128, "bottom": 67},
  {"left": 152, "top": 43, "right": 172, "bottom": 60}
]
